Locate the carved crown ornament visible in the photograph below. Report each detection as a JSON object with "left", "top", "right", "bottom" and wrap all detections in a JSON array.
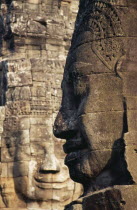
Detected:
[{"left": 71, "top": 0, "right": 125, "bottom": 71}]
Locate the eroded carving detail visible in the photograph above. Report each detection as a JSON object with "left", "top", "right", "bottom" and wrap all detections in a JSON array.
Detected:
[{"left": 72, "top": 0, "right": 125, "bottom": 70}]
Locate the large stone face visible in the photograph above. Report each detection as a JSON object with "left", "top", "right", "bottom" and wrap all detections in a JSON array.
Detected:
[
  {"left": 0, "top": 0, "right": 82, "bottom": 209},
  {"left": 54, "top": 0, "right": 137, "bottom": 209}
]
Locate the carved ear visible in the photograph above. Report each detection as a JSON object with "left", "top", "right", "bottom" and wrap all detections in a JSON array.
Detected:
[
  {"left": 6, "top": 145, "right": 16, "bottom": 158},
  {"left": 1, "top": 141, "right": 16, "bottom": 163},
  {"left": 2, "top": 130, "right": 21, "bottom": 161}
]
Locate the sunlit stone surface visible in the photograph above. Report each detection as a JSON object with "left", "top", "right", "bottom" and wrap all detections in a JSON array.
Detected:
[{"left": 0, "top": 0, "right": 82, "bottom": 209}]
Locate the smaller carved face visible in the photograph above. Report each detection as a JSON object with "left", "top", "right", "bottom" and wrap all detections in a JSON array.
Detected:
[
  {"left": 54, "top": 41, "right": 124, "bottom": 188},
  {"left": 3, "top": 116, "right": 80, "bottom": 203},
  {"left": 14, "top": 141, "right": 67, "bottom": 201}
]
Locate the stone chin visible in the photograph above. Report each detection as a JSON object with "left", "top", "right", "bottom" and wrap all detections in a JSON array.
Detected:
[{"left": 65, "top": 148, "right": 112, "bottom": 185}]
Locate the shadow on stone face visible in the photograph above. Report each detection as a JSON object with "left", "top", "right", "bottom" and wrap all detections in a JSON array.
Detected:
[
  {"left": 93, "top": 100, "right": 134, "bottom": 190},
  {"left": 106, "top": 138, "right": 134, "bottom": 186},
  {"left": 105, "top": 98, "right": 134, "bottom": 187}
]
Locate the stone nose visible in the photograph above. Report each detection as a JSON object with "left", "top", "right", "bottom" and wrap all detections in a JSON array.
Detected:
[
  {"left": 53, "top": 110, "right": 78, "bottom": 139},
  {"left": 53, "top": 111, "right": 69, "bottom": 139},
  {"left": 39, "top": 153, "right": 60, "bottom": 173}
]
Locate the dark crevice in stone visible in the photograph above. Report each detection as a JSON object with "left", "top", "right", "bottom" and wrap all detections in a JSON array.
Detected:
[
  {"left": 121, "top": 200, "right": 126, "bottom": 205},
  {"left": 0, "top": 61, "right": 8, "bottom": 106},
  {"left": 134, "top": 149, "right": 137, "bottom": 153},
  {"left": 123, "top": 98, "right": 128, "bottom": 134},
  {"left": 110, "top": 139, "right": 134, "bottom": 186},
  {"left": 34, "top": 20, "right": 47, "bottom": 27}
]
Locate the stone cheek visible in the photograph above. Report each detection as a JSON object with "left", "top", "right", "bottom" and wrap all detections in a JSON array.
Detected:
[{"left": 0, "top": 0, "right": 82, "bottom": 209}]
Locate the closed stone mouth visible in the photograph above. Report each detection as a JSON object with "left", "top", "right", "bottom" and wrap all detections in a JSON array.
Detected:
[
  {"left": 65, "top": 149, "right": 88, "bottom": 165},
  {"left": 34, "top": 176, "right": 69, "bottom": 184},
  {"left": 35, "top": 177, "right": 49, "bottom": 183},
  {"left": 34, "top": 177, "right": 70, "bottom": 190}
]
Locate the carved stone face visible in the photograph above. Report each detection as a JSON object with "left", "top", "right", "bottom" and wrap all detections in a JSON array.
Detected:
[
  {"left": 14, "top": 142, "right": 63, "bottom": 201},
  {"left": 14, "top": 147, "right": 72, "bottom": 202},
  {"left": 54, "top": 44, "right": 124, "bottom": 187},
  {"left": 4, "top": 116, "right": 80, "bottom": 204},
  {"left": 54, "top": 1, "right": 127, "bottom": 192}
]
